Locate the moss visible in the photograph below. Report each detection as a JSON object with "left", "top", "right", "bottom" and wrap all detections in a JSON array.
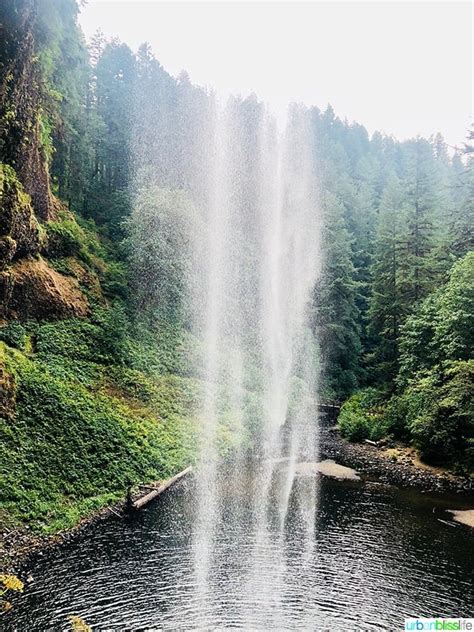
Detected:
[
  {"left": 44, "top": 212, "right": 104, "bottom": 269},
  {"left": 0, "top": 164, "right": 41, "bottom": 267},
  {"left": 0, "top": 257, "right": 89, "bottom": 321}
]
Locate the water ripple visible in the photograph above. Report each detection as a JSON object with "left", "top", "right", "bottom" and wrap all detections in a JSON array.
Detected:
[{"left": 4, "top": 478, "right": 473, "bottom": 631}]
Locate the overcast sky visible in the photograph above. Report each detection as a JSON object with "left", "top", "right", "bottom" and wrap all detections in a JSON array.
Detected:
[{"left": 79, "top": 1, "right": 472, "bottom": 147}]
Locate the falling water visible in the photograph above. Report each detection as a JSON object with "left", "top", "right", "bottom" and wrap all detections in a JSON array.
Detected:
[
  {"left": 131, "top": 87, "right": 323, "bottom": 625},
  {"left": 189, "top": 97, "right": 322, "bottom": 624}
]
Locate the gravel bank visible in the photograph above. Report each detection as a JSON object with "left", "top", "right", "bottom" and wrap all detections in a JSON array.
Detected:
[{"left": 320, "top": 426, "right": 473, "bottom": 495}]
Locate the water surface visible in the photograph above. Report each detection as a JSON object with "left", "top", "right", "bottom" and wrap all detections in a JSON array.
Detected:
[{"left": 5, "top": 474, "right": 473, "bottom": 631}]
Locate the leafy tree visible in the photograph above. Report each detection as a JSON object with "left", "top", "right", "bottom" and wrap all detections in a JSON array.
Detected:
[
  {"left": 398, "top": 252, "right": 474, "bottom": 384},
  {"left": 124, "top": 187, "right": 198, "bottom": 320}
]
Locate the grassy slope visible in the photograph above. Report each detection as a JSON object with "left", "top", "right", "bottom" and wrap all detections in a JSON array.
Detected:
[{"left": 0, "top": 209, "right": 200, "bottom": 535}]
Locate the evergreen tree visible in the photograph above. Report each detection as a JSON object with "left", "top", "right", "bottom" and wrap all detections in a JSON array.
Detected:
[
  {"left": 368, "top": 175, "right": 408, "bottom": 383},
  {"left": 399, "top": 139, "right": 440, "bottom": 304},
  {"left": 449, "top": 140, "right": 474, "bottom": 257},
  {"left": 94, "top": 40, "right": 135, "bottom": 194},
  {"left": 312, "top": 191, "right": 361, "bottom": 399}
]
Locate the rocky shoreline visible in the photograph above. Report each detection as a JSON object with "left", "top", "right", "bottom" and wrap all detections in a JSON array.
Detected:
[{"left": 320, "top": 425, "right": 473, "bottom": 495}]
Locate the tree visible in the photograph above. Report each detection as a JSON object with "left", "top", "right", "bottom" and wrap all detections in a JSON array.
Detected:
[
  {"left": 124, "top": 187, "right": 197, "bottom": 320},
  {"left": 312, "top": 191, "right": 361, "bottom": 398},
  {"left": 398, "top": 139, "right": 441, "bottom": 303},
  {"left": 368, "top": 175, "right": 408, "bottom": 383},
  {"left": 449, "top": 139, "right": 474, "bottom": 257},
  {"left": 398, "top": 252, "right": 474, "bottom": 384}
]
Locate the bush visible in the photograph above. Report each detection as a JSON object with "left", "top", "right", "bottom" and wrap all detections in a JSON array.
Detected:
[
  {"left": 407, "top": 362, "right": 473, "bottom": 466},
  {"left": 45, "top": 219, "right": 84, "bottom": 258},
  {"left": 338, "top": 388, "right": 389, "bottom": 442},
  {"left": 45, "top": 213, "right": 107, "bottom": 271}
]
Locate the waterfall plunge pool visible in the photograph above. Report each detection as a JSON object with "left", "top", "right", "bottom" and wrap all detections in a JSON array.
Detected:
[{"left": 4, "top": 471, "right": 473, "bottom": 631}]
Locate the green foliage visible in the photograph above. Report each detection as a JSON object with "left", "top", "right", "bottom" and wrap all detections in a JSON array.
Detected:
[
  {"left": 101, "top": 260, "right": 128, "bottom": 299},
  {"left": 398, "top": 253, "right": 474, "bottom": 384},
  {"left": 45, "top": 219, "right": 84, "bottom": 258},
  {"left": 0, "top": 334, "right": 199, "bottom": 533},
  {"left": 38, "top": 110, "right": 54, "bottom": 167},
  {"left": 124, "top": 187, "right": 198, "bottom": 319},
  {"left": 338, "top": 388, "right": 389, "bottom": 442},
  {"left": 388, "top": 361, "right": 473, "bottom": 467},
  {"left": 367, "top": 175, "right": 408, "bottom": 382},
  {"left": 342, "top": 253, "right": 473, "bottom": 468},
  {"left": 45, "top": 212, "right": 107, "bottom": 269},
  {"left": 313, "top": 191, "right": 361, "bottom": 399}
]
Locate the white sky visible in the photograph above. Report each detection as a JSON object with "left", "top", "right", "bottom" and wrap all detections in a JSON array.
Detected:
[{"left": 79, "top": 1, "right": 472, "bottom": 147}]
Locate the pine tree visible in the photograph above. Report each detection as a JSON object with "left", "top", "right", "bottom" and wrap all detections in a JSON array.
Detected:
[
  {"left": 312, "top": 191, "right": 361, "bottom": 399},
  {"left": 399, "top": 139, "right": 440, "bottom": 304},
  {"left": 368, "top": 174, "right": 408, "bottom": 382},
  {"left": 449, "top": 132, "right": 474, "bottom": 256}
]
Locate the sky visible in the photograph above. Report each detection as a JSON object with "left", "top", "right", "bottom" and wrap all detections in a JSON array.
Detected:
[{"left": 78, "top": 1, "right": 472, "bottom": 147}]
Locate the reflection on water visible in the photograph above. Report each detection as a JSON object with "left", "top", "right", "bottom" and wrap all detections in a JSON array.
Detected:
[{"left": 4, "top": 474, "right": 474, "bottom": 631}]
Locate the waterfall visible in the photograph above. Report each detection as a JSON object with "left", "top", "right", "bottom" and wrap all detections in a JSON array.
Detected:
[
  {"left": 131, "top": 86, "right": 322, "bottom": 624},
  {"left": 190, "top": 97, "right": 322, "bottom": 622}
]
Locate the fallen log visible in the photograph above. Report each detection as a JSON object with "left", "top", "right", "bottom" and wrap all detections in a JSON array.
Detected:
[{"left": 132, "top": 466, "right": 192, "bottom": 510}]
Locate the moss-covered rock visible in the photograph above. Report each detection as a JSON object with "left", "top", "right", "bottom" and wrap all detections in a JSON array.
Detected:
[
  {"left": 0, "top": 164, "right": 41, "bottom": 269},
  {"left": 0, "top": 352, "right": 16, "bottom": 420}
]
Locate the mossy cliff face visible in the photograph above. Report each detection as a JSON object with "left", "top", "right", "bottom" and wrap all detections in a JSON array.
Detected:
[
  {"left": 0, "top": 164, "right": 40, "bottom": 268},
  {"left": 0, "top": 257, "right": 89, "bottom": 321},
  {"left": 0, "top": 0, "right": 53, "bottom": 220},
  {"left": 0, "top": 164, "right": 89, "bottom": 321}
]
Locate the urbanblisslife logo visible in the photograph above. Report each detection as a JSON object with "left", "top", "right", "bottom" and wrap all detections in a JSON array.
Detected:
[{"left": 405, "top": 619, "right": 474, "bottom": 631}]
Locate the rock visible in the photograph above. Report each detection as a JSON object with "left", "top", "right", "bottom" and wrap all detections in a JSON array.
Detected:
[
  {"left": 293, "top": 460, "right": 360, "bottom": 481},
  {"left": 0, "top": 257, "right": 89, "bottom": 321},
  {"left": 0, "top": 164, "right": 41, "bottom": 268},
  {"left": 447, "top": 509, "right": 474, "bottom": 528}
]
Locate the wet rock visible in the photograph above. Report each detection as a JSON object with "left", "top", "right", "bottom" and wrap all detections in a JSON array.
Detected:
[
  {"left": 293, "top": 460, "right": 360, "bottom": 481},
  {"left": 447, "top": 510, "right": 474, "bottom": 528},
  {"left": 319, "top": 426, "right": 472, "bottom": 496}
]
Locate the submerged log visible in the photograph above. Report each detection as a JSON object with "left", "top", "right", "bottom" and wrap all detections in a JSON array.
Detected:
[{"left": 131, "top": 466, "right": 192, "bottom": 510}]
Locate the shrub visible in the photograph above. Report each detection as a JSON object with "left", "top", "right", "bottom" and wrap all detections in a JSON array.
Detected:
[
  {"left": 45, "top": 219, "right": 84, "bottom": 258},
  {"left": 338, "top": 388, "right": 389, "bottom": 442},
  {"left": 407, "top": 361, "right": 473, "bottom": 466}
]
